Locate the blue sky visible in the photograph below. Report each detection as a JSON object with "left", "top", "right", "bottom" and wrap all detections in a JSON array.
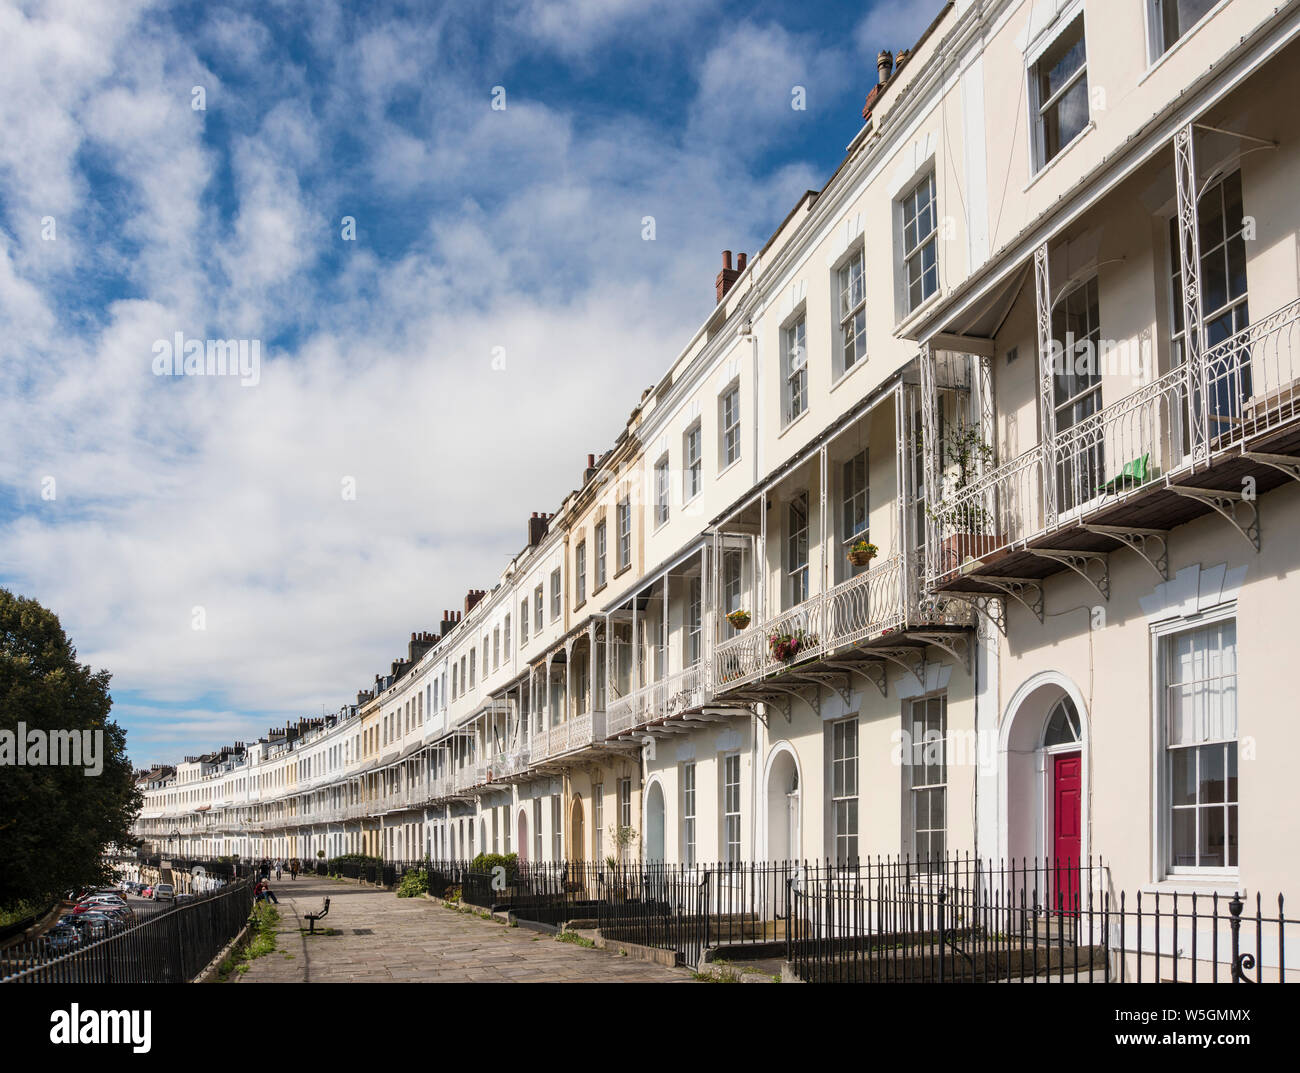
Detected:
[{"left": 0, "top": 0, "right": 938, "bottom": 764}]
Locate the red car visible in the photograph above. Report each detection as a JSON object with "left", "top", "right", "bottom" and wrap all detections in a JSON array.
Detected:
[{"left": 141, "top": 886, "right": 153, "bottom": 899}]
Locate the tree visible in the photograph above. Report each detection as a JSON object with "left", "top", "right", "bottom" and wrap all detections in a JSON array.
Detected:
[{"left": 0, "top": 589, "right": 140, "bottom": 909}]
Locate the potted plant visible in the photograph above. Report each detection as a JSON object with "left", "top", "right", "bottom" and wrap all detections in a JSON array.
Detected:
[
  {"left": 847, "top": 539, "right": 878, "bottom": 567},
  {"left": 726, "top": 609, "right": 751, "bottom": 630},
  {"left": 931, "top": 423, "right": 998, "bottom": 575},
  {"left": 768, "top": 627, "right": 818, "bottom": 662}
]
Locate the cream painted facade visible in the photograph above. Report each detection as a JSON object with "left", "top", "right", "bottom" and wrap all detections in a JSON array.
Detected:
[{"left": 136, "top": 0, "right": 1300, "bottom": 904}]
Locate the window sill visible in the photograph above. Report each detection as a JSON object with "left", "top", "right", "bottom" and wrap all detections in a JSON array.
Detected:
[
  {"left": 892, "top": 289, "right": 943, "bottom": 339},
  {"left": 1138, "top": 0, "right": 1231, "bottom": 85},
  {"left": 778, "top": 409, "right": 810, "bottom": 439},
  {"left": 1024, "top": 121, "right": 1096, "bottom": 194},
  {"left": 592, "top": 582, "right": 607, "bottom": 598},
  {"left": 1144, "top": 876, "right": 1243, "bottom": 898},
  {"left": 829, "top": 356, "right": 869, "bottom": 395},
  {"left": 716, "top": 456, "right": 743, "bottom": 480},
  {"left": 613, "top": 565, "right": 631, "bottom": 580}
]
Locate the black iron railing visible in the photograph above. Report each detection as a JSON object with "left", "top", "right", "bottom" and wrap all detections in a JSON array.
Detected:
[
  {"left": 0, "top": 879, "right": 256, "bottom": 984},
  {"left": 786, "top": 856, "right": 1296, "bottom": 983},
  {"left": 305, "top": 852, "right": 1296, "bottom": 981}
]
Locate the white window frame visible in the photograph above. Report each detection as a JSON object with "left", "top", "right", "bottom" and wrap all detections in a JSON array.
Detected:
[
  {"left": 681, "top": 762, "right": 697, "bottom": 867},
  {"left": 786, "top": 492, "right": 809, "bottom": 607},
  {"left": 595, "top": 520, "right": 608, "bottom": 589},
  {"left": 719, "top": 382, "right": 741, "bottom": 469},
  {"left": 1145, "top": 0, "right": 1223, "bottom": 65},
  {"left": 835, "top": 248, "right": 867, "bottom": 377},
  {"left": 900, "top": 171, "right": 938, "bottom": 315},
  {"left": 722, "top": 753, "right": 742, "bottom": 863},
  {"left": 654, "top": 454, "right": 670, "bottom": 528},
  {"left": 575, "top": 542, "right": 586, "bottom": 606},
  {"left": 683, "top": 422, "right": 702, "bottom": 502},
  {"left": 1027, "top": 10, "right": 1090, "bottom": 175},
  {"left": 550, "top": 568, "right": 562, "bottom": 622},
  {"left": 907, "top": 694, "right": 947, "bottom": 868},
  {"left": 617, "top": 497, "right": 632, "bottom": 571},
  {"left": 534, "top": 585, "right": 544, "bottom": 632},
  {"left": 831, "top": 717, "right": 859, "bottom": 863},
  {"left": 685, "top": 575, "right": 702, "bottom": 666},
  {"left": 782, "top": 313, "right": 808, "bottom": 426},
  {"left": 1151, "top": 604, "right": 1239, "bottom": 879}
]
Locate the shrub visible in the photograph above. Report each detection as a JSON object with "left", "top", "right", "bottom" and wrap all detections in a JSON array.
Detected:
[
  {"left": 469, "top": 853, "right": 519, "bottom": 882},
  {"left": 396, "top": 868, "right": 429, "bottom": 898}
]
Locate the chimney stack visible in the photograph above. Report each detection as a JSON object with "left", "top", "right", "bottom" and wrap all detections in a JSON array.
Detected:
[
  {"left": 716, "top": 251, "right": 741, "bottom": 304},
  {"left": 409, "top": 630, "right": 437, "bottom": 663},
  {"left": 528, "top": 512, "right": 550, "bottom": 548},
  {"left": 464, "top": 589, "right": 486, "bottom": 614},
  {"left": 877, "top": 49, "right": 893, "bottom": 85}
]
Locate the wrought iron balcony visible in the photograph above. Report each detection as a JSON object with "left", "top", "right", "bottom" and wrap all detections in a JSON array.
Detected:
[{"left": 928, "top": 297, "right": 1300, "bottom": 616}]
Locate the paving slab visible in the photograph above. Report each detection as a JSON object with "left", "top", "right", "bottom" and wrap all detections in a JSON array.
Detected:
[{"left": 234, "top": 875, "right": 694, "bottom": 984}]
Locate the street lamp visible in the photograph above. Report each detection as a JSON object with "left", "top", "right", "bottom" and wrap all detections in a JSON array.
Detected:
[{"left": 169, "top": 827, "right": 180, "bottom": 860}]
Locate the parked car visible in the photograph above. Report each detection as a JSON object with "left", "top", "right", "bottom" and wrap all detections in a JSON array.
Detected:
[
  {"left": 76, "top": 897, "right": 126, "bottom": 913},
  {"left": 140, "top": 886, "right": 153, "bottom": 899},
  {"left": 74, "top": 913, "right": 117, "bottom": 939},
  {"left": 44, "top": 924, "right": 82, "bottom": 953},
  {"left": 151, "top": 883, "right": 175, "bottom": 901}
]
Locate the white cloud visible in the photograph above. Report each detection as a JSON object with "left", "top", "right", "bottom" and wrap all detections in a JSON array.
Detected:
[{"left": 0, "top": 0, "right": 835, "bottom": 762}]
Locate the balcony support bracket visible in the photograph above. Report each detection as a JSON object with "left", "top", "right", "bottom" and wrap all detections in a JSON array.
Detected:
[
  {"left": 933, "top": 590, "right": 1006, "bottom": 635},
  {"left": 907, "top": 631, "right": 971, "bottom": 674},
  {"left": 965, "top": 575, "right": 1045, "bottom": 622},
  {"left": 1242, "top": 452, "right": 1300, "bottom": 485},
  {"left": 869, "top": 647, "right": 929, "bottom": 691},
  {"left": 789, "top": 669, "right": 854, "bottom": 708},
  {"left": 1026, "top": 548, "right": 1110, "bottom": 602},
  {"left": 1081, "top": 523, "right": 1169, "bottom": 581},
  {"left": 1169, "top": 485, "right": 1260, "bottom": 551},
  {"left": 757, "top": 681, "right": 817, "bottom": 722},
  {"left": 820, "top": 659, "right": 888, "bottom": 698}
]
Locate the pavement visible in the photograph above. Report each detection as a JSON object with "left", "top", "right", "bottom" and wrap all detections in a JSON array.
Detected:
[{"left": 233, "top": 874, "right": 696, "bottom": 983}]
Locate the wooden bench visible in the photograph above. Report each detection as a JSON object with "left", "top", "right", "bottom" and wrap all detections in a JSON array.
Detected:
[{"left": 304, "top": 897, "right": 330, "bottom": 934}]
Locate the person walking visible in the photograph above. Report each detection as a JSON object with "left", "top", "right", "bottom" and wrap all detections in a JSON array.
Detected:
[{"left": 290, "top": 859, "right": 299, "bottom": 881}]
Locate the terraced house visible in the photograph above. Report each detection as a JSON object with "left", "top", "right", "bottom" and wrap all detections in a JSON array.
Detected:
[{"left": 136, "top": 0, "right": 1300, "bottom": 919}]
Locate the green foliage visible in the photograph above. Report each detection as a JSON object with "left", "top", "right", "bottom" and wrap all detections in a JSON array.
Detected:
[
  {"left": 396, "top": 868, "right": 429, "bottom": 898},
  {"left": 327, "top": 853, "right": 382, "bottom": 868},
  {"left": 469, "top": 852, "right": 518, "bottom": 881},
  {"left": 555, "top": 930, "right": 596, "bottom": 948},
  {"left": 0, "top": 589, "right": 141, "bottom": 910}
]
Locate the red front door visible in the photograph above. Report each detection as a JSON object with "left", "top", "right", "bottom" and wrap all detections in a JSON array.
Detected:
[{"left": 1052, "top": 752, "right": 1082, "bottom": 913}]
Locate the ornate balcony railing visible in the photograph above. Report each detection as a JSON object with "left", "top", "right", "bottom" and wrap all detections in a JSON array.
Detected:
[
  {"left": 1203, "top": 296, "right": 1300, "bottom": 451},
  {"left": 607, "top": 679, "right": 664, "bottom": 737},
  {"left": 714, "top": 554, "right": 915, "bottom": 693},
  {"left": 928, "top": 298, "right": 1300, "bottom": 586}
]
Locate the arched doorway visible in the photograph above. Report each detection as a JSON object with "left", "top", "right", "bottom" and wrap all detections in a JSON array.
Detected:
[
  {"left": 517, "top": 809, "right": 528, "bottom": 862},
  {"left": 570, "top": 795, "right": 586, "bottom": 861},
  {"left": 644, "top": 780, "right": 665, "bottom": 861},
  {"left": 1001, "top": 674, "right": 1089, "bottom": 910},
  {"left": 764, "top": 744, "right": 801, "bottom": 862}
]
